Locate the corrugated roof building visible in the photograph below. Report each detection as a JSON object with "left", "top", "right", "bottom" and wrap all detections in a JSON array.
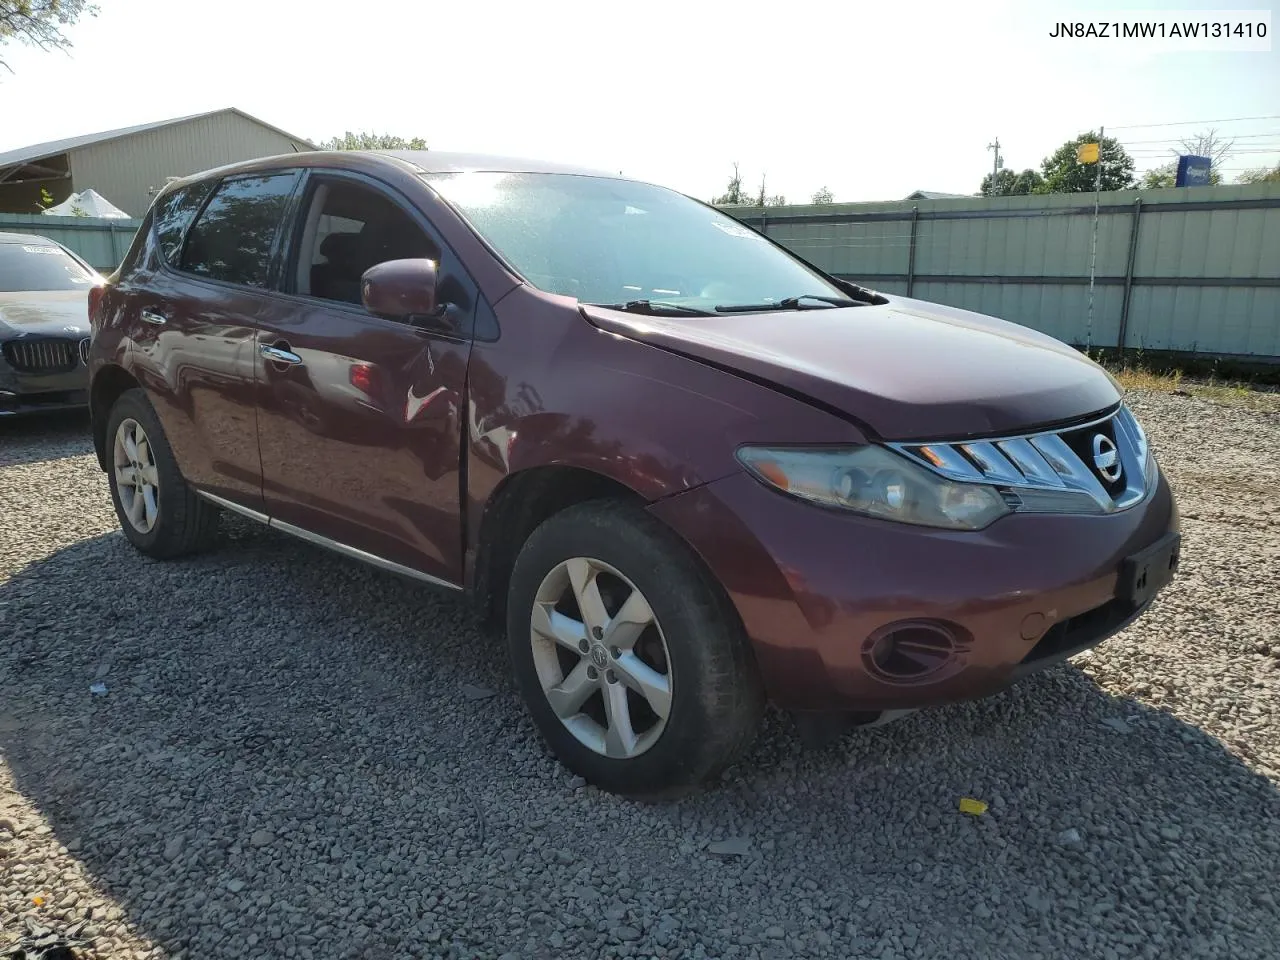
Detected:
[
  {"left": 903, "top": 190, "right": 972, "bottom": 200},
  {"left": 0, "top": 108, "right": 315, "bottom": 218}
]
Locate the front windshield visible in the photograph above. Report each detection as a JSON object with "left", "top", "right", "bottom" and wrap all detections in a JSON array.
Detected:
[
  {"left": 0, "top": 241, "right": 95, "bottom": 293},
  {"left": 425, "top": 171, "right": 845, "bottom": 311}
]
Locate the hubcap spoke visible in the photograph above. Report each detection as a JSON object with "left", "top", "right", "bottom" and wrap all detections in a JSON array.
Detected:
[
  {"left": 545, "top": 659, "right": 596, "bottom": 718},
  {"left": 142, "top": 486, "right": 159, "bottom": 526},
  {"left": 602, "top": 680, "right": 638, "bottom": 758},
  {"left": 613, "top": 651, "right": 672, "bottom": 719},
  {"left": 566, "top": 558, "right": 609, "bottom": 633},
  {"left": 126, "top": 488, "right": 146, "bottom": 524},
  {"left": 141, "top": 464, "right": 160, "bottom": 487},
  {"left": 117, "top": 465, "right": 137, "bottom": 486},
  {"left": 531, "top": 600, "right": 588, "bottom": 653},
  {"left": 603, "top": 587, "right": 655, "bottom": 651},
  {"left": 122, "top": 432, "right": 139, "bottom": 464}
]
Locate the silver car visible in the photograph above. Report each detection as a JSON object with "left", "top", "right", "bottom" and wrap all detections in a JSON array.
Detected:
[{"left": 0, "top": 232, "right": 103, "bottom": 417}]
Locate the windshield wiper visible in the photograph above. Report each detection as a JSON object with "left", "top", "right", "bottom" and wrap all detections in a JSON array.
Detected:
[
  {"left": 593, "top": 299, "right": 714, "bottom": 316},
  {"left": 714, "top": 294, "right": 861, "bottom": 313}
]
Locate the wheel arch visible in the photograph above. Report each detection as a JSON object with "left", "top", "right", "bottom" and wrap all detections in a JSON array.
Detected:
[
  {"left": 469, "top": 464, "right": 648, "bottom": 632},
  {"left": 90, "top": 364, "right": 142, "bottom": 471}
]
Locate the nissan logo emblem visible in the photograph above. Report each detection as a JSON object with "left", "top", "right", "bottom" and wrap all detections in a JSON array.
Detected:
[{"left": 1091, "top": 433, "right": 1122, "bottom": 482}]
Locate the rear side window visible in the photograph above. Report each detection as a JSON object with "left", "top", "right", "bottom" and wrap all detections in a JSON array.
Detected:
[
  {"left": 180, "top": 172, "right": 299, "bottom": 288},
  {"left": 153, "top": 181, "right": 216, "bottom": 265}
]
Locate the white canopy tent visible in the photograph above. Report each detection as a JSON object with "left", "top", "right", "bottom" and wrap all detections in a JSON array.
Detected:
[{"left": 42, "top": 188, "right": 132, "bottom": 219}]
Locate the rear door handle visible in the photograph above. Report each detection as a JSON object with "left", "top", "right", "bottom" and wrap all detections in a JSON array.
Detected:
[
  {"left": 260, "top": 343, "right": 303, "bottom": 366},
  {"left": 141, "top": 310, "right": 167, "bottom": 325}
]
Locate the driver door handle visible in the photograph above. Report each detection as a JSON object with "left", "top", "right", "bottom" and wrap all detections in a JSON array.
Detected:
[{"left": 260, "top": 343, "right": 303, "bottom": 366}]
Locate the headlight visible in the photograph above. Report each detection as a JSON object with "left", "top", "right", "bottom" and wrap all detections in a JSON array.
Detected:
[{"left": 736, "top": 445, "right": 1011, "bottom": 530}]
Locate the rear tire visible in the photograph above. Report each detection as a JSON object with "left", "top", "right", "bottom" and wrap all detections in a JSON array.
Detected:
[
  {"left": 507, "top": 500, "right": 763, "bottom": 800},
  {"left": 106, "top": 388, "right": 219, "bottom": 559}
]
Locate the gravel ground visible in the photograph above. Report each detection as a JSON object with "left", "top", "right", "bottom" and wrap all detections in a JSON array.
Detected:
[{"left": 2, "top": 392, "right": 1278, "bottom": 960}]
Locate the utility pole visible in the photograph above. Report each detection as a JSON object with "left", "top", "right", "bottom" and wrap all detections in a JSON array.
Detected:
[
  {"left": 1086, "top": 126, "right": 1105, "bottom": 352},
  {"left": 987, "top": 138, "right": 1002, "bottom": 195}
]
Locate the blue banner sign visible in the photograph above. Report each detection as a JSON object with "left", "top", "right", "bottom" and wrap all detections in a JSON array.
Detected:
[{"left": 1176, "top": 155, "right": 1213, "bottom": 187}]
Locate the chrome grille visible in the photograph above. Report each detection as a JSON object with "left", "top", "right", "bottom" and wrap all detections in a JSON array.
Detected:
[
  {"left": 2, "top": 338, "right": 80, "bottom": 374},
  {"left": 890, "top": 406, "right": 1154, "bottom": 515}
]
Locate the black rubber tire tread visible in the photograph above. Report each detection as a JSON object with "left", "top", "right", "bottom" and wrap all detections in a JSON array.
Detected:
[
  {"left": 105, "top": 388, "right": 219, "bottom": 559},
  {"left": 506, "top": 499, "right": 764, "bottom": 801}
]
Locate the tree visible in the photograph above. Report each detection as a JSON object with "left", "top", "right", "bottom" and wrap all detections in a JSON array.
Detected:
[
  {"left": 980, "top": 168, "right": 1044, "bottom": 196},
  {"left": 1038, "top": 131, "right": 1136, "bottom": 193},
  {"left": 754, "top": 174, "right": 785, "bottom": 207},
  {"left": 1140, "top": 129, "right": 1232, "bottom": 188},
  {"left": 711, "top": 163, "right": 750, "bottom": 205},
  {"left": 711, "top": 164, "right": 784, "bottom": 206},
  {"left": 1140, "top": 164, "right": 1177, "bottom": 189},
  {"left": 1237, "top": 163, "right": 1280, "bottom": 184},
  {"left": 0, "top": 0, "right": 96, "bottom": 71},
  {"left": 321, "top": 131, "right": 428, "bottom": 151},
  {"left": 1177, "top": 128, "right": 1234, "bottom": 171},
  {"left": 1139, "top": 162, "right": 1225, "bottom": 189},
  {"left": 810, "top": 186, "right": 834, "bottom": 204}
]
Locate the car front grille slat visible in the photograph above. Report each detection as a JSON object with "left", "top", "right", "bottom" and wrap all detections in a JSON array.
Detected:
[
  {"left": 1028, "top": 432, "right": 1109, "bottom": 496},
  {"left": 892, "top": 406, "right": 1154, "bottom": 516},
  {"left": 957, "top": 441, "right": 1025, "bottom": 484},
  {"left": 2, "top": 338, "right": 80, "bottom": 374},
  {"left": 917, "top": 442, "right": 984, "bottom": 480},
  {"left": 995, "top": 437, "right": 1067, "bottom": 487}
]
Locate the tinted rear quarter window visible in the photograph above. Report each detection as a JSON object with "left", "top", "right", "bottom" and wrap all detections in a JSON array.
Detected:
[
  {"left": 153, "top": 181, "right": 216, "bottom": 266},
  {"left": 180, "top": 172, "right": 299, "bottom": 287}
]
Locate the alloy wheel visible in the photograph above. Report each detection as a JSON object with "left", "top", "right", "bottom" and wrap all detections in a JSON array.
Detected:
[
  {"left": 529, "top": 557, "right": 673, "bottom": 759},
  {"left": 113, "top": 418, "right": 160, "bottom": 533}
]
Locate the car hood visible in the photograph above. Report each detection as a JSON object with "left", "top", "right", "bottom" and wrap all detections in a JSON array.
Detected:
[
  {"left": 581, "top": 295, "right": 1122, "bottom": 441},
  {"left": 0, "top": 290, "right": 91, "bottom": 338}
]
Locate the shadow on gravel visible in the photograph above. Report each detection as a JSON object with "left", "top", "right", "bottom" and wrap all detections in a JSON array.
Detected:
[
  {"left": 0, "top": 411, "right": 93, "bottom": 467},
  {"left": 2, "top": 519, "right": 1278, "bottom": 959}
]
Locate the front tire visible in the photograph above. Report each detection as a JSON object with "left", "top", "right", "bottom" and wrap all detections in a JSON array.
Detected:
[
  {"left": 106, "top": 389, "right": 219, "bottom": 558},
  {"left": 507, "top": 501, "right": 764, "bottom": 800}
]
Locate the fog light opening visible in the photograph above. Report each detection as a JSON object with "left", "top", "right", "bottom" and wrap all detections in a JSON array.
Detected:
[{"left": 862, "top": 621, "right": 957, "bottom": 683}]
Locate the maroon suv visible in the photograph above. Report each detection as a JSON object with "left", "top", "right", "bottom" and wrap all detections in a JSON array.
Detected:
[{"left": 87, "top": 151, "right": 1180, "bottom": 798}]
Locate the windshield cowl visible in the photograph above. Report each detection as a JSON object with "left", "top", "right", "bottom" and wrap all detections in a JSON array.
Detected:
[
  {"left": 714, "top": 294, "right": 864, "bottom": 313},
  {"left": 590, "top": 299, "right": 715, "bottom": 317}
]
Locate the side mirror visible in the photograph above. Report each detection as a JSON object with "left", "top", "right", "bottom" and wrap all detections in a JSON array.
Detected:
[{"left": 361, "top": 258, "right": 441, "bottom": 324}]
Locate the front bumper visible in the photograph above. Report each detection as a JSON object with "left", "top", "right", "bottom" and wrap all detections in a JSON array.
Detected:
[
  {"left": 649, "top": 466, "right": 1179, "bottom": 712},
  {"left": 0, "top": 359, "right": 90, "bottom": 416}
]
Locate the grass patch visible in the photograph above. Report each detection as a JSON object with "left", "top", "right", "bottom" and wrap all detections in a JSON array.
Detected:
[{"left": 1105, "top": 362, "right": 1280, "bottom": 411}]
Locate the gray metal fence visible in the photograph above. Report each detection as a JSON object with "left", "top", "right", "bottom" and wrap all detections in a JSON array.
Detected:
[
  {"left": 0, "top": 213, "right": 143, "bottom": 272},
  {"left": 723, "top": 183, "right": 1280, "bottom": 361}
]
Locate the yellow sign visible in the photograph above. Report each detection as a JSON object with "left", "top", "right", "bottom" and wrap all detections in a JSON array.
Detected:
[{"left": 1077, "top": 142, "right": 1100, "bottom": 164}]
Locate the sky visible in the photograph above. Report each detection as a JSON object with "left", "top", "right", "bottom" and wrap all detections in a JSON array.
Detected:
[{"left": 1, "top": 0, "right": 1277, "bottom": 204}]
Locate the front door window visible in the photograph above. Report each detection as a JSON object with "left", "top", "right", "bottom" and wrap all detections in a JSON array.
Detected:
[{"left": 294, "top": 180, "right": 439, "bottom": 306}]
